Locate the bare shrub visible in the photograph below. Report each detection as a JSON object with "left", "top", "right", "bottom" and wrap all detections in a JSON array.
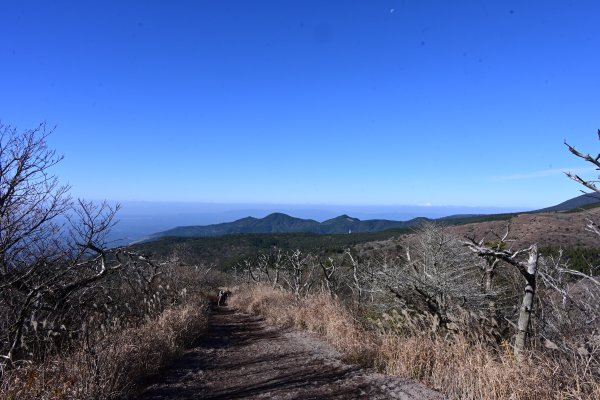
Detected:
[
  {"left": 1, "top": 302, "right": 209, "bottom": 399},
  {"left": 374, "top": 223, "right": 499, "bottom": 341},
  {"left": 0, "top": 123, "right": 125, "bottom": 367},
  {"left": 234, "top": 247, "right": 383, "bottom": 306}
]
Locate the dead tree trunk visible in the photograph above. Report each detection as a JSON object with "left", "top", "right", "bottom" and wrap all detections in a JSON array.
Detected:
[
  {"left": 514, "top": 245, "right": 538, "bottom": 359},
  {"left": 465, "top": 240, "right": 539, "bottom": 359},
  {"left": 345, "top": 250, "right": 363, "bottom": 304},
  {"left": 319, "top": 257, "right": 337, "bottom": 297}
]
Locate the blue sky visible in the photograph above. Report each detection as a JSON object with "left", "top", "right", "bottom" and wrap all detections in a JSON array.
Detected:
[{"left": 1, "top": 1, "right": 599, "bottom": 209}]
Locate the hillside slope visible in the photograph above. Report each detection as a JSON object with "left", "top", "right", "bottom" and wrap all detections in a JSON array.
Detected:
[
  {"left": 357, "top": 207, "right": 600, "bottom": 256},
  {"left": 536, "top": 193, "right": 600, "bottom": 213},
  {"left": 448, "top": 207, "right": 600, "bottom": 248}
]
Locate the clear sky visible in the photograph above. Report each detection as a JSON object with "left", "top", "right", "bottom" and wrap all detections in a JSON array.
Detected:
[{"left": 1, "top": 1, "right": 599, "bottom": 209}]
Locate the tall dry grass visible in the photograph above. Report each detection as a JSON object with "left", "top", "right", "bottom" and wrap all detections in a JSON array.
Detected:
[
  {"left": 231, "top": 284, "right": 600, "bottom": 400},
  {"left": 379, "top": 335, "right": 558, "bottom": 400},
  {"left": 1, "top": 302, "right": 209, "bottom": 399},
  {"left": 230, "top": 285, "right": 376, "bottom": 365}
]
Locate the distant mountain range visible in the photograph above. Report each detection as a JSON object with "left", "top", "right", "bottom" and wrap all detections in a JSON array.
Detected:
[
  {"left": 141, "top": 194, "right": 600, "bottom": 242},
  {"left": 145, "top": 213, "right": 427, "bottom": 240}
]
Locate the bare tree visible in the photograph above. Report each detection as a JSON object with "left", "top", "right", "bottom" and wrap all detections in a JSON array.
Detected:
[
  {"left": 537, "top": 251, "right": 600, "bottom": 355},
  {"left": 281, "top": 250, "right": 316, "bottom": 298},
  {"left": 465, "top": 239, "right": 538, "bottom": 359},
  {"left": 235, "top": 250, "right": 283, "bottom": 286},
  {"left": 345, "top": 250, "right": 364, "bottom": 303},
  {"left": 0, "top": 122, "right": 71, "bottom": 272},
  {"left": 256, "top": 250, "right": 285, "bottom": 288},
  {"left": 378, "top": 223, "right": 490, "bottom": 335},
  {"left": 319, "top": 256, "right": 338, "bottom": 297},
  {"left": 462, "top": 131, "right": 600, "bottom": 359},
  {"left": 564, "top": 130, "right": 600, "bottom": 195},
  {"left": 565, "top": 131, "right": 600, "bottom": 255},
  {"left": 0, "top": 123, "right": 125, "bottom": 368}
]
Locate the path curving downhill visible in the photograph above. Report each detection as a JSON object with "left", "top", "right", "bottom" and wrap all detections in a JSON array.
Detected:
[{"left": 139, "top": 306, "right": 445, "bottom": 400}]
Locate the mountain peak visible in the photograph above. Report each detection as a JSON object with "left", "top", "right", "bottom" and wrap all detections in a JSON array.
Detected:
[
  {"left": 264, "top": 212, "right": 294, "bottom": 218},
  {"left": 322, "top": 214, "right": 361, "bottom": 224}
]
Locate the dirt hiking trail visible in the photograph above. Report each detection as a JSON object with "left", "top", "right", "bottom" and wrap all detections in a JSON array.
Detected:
[{"left": 139, "top": 306, "right": 445, "bottom": 399}]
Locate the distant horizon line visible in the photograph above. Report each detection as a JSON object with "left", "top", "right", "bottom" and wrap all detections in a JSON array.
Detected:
[{"left": 82, "top": 198, "right": 541, "bottom": 210}]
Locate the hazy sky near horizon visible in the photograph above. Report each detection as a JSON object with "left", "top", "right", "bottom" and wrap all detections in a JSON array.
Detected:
[{"left": 1, "top": 1, "right": 599, "bottom": 209}]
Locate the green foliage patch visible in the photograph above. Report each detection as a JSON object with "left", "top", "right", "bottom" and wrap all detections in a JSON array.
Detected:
[
  {"left": 540, "top": 246, "right": 600, "bottom": 273},
  {"left": 131, "top": 229, "right": 411, "bottom": 269}
]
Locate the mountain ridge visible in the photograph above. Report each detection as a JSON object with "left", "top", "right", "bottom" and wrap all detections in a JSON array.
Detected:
[
  {"left": 141, "top": 194, "right": 600, "bottom": 242},
  {"left": 145, "top": 212, "right": 419, "bottom": 240}
]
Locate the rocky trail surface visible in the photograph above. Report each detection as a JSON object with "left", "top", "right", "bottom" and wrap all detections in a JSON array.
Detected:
[{"left": 139, "top": 307, "right": 445, "bottom": 400}]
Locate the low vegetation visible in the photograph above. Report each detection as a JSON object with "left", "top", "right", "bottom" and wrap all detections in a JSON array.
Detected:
[
  {"left": 2, "top": 303, "right": 208, "bottom": 399},
  {"left": 1, "top": 257, "right": 220, "bottom": 399},
  {"left": 228, "top": 220, "right": 600, "bottom": 399},
  {"left": 232, "top": 284, "right": 574, "bottom": 400}
]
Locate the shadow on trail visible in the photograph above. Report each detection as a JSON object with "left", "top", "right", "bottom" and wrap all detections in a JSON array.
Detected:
[
  {"left": 204, "top": 309, "right": 281, "bottom": 349},
  {"left": 139, "top": 306, "right": 390, "bottom": 399}
]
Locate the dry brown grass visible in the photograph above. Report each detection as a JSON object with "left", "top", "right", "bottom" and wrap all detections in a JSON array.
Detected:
[
  {"left": 230, "top": 285, "right": 377, "bottom": 365},
  {"left": 232, "top": 285, "right": 600, "bottom": 400},
  {"left": 379, "top": 335, "right": 557, "bottom": 400},
  {"left": 1, "top": 302, "right": 209, "bottom": 399}
]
